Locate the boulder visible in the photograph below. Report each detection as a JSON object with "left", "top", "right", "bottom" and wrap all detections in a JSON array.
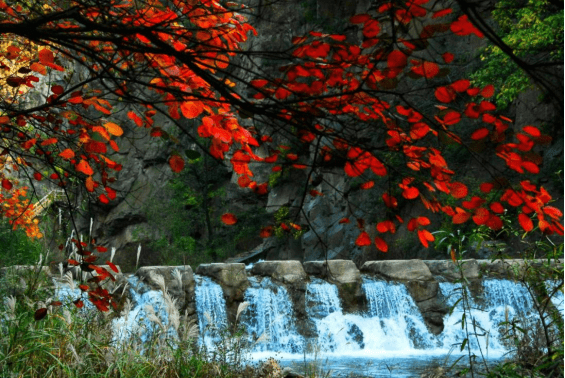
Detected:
[
  {"left": 136, "top": 265, "right": 195, "bottom": 314},
  {"left": 195, "top": 263, "right": 249, "bottom": 302},
  {"left": 304, "top": 260, "right": 360, "bottom": 285},
  {"left": 423, "top": 259, "right": 480, "bottom": 281},
  {"left": 251, "top": 260, "right": 307, "bottom": 285},
  {"left": 361, "top": 259, "right": 433, "bottom": 281}
]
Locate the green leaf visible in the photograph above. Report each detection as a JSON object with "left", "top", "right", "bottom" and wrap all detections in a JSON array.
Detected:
[{"left": 460, "top": 338, "right": 468, "bottom": 351}]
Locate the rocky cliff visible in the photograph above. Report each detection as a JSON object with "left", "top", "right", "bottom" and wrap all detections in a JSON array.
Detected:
[{"left": 43, "top": 0, "right": 562, "bottom": 271}]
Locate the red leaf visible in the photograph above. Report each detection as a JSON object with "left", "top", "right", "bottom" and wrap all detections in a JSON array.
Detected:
[
  {"left": 309, "top": 190, "right": 324, "bottom": 197},
  {"left": 387, "top": 50, "right": 407, "bottom": 70},
  {"left": 522, "top": 126, "right": 541, "bottom": 137},
  {"left": 51, "top": 85, "right": 64, "bottom": 95},
  {"left": 127, "top": 111, "right": 144, "bottom": 126},
  {"left": 450, "top": 15, "right": 484, "bottom": 38},
  {"left": 480, "top": 182, "right": 494, "bottom": 193},
  {"left": 472, "top": 208, "right": 491, "bottom": 225},
  {"left": 411, "top": 61, "right": 439, "bottom": 78},
  {"left": 338, "top": 218, "right": 350, "bottom": 224},
  {"left": 2, "top": 179, "right": 12, "bottom": 190},
  {"left": 106, "top": 261, "right": 119, "bottom": 273},
  {"left": 518, "top": 213, "right": 533, "bottom": 232},
  {"left": 451, "top": 79, "right": 470, "bottom": 93},
  {"left": 402, "top": 186, "right": 419, "bottom": 200},
  {"left": 442, "top": 52, "right": 454, "bottom": 63},
  {"left": 435, "top": 86, "right": 456, "bottom": 103},
  {"left": 486, "top": 215, "right": 503, "bottom": 230},
  {"left": 471, "top": 128, "right": 489, "bottom": 140},
  {"left": 260, "top": 226, "right": 274, "bottom": 238},
  {"left": 33, "top": 172, "right": 42, "bottom": 181},
  {"left": 169, "top": 155, "right": 185, "bottom": 173},
  {"left": 59, "top": 148, "right": 75, "bottom": 160},
  {"left": 449, "top": 182, "right": 468, "bottom": 199},
  {"left": 433, "top": 8, "right": 452, "bottom": 18},
  {"left": 382, "top": 193, "right": 398, "bottom": 208},
  {"left": 180, "top": 101, "right": 204, "bottom": 119},
  {"left": 374, "top": 236, "right": 388, "bottom": 252},
  {"left": 355, "top": 231, "right": 371, "bottom": 247},
  {"left": 74, "top": 299, "right": 84, "bottom": 308},
  {"left": 363, "top": 19, "right": 380, "bottom": 38},
  {"left": 453, "top": 210, "right": 470, "bottom": 224},
  {"left": 480, "top": 84, "right": 495, "bottom": 98},
  {"left": 350, "top": 14, "right": 371, "bottom": 24},
  {"left": 360, "top": 181, "right": 375, "bottom": 190},
  {"left": 99, "top": 194, "right": 109, "bottom": 204},
  {"left": 417, "top": 229, "right": 434, "bottom": 248},
  {"left": 34, "top": 308, "right": 48, "bottom": 321},
  {"left": 76, "top": 160, "right": 94, "bottom": 176},
  {"left": 221, "top": 213, "right": 237, "bottom": 225},
  {"left": 489, "top": 202, "right": 505, "bottom": 214}
]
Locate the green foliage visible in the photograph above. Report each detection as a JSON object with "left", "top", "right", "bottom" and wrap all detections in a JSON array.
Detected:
[
  {"left": 145, "top": 148, "right": 267, "bottom": 266},
  {"left": 471, "top": 0, "right": 564, "bottom": 108},
  {"left": 0, "top": 220, "right": 44, "bottom": 268}
]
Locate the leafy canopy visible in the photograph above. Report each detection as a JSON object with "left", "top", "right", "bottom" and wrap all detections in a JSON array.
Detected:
[{"left": 0, "top": 0, "right": 561, "bottom": 316}]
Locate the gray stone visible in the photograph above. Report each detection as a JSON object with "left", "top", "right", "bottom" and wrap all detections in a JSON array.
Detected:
[
  {"left": 303, "top": 260, "right": 360, "bottom": 285},
  {"left": 135, "top": 265, "right": 195, "bottom": 311},
  {"left": 251, "top": 260, "right": 307, "bottom": 285},
  {"left": 361, "top": 260, "right": 433, "bottom": 281},
  {"left": 423, "top": 259, "right": 480, "bottom": 281}
]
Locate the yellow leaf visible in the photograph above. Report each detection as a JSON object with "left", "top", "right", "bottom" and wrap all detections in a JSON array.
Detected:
[{"left": 104, "top": 122, "right": 123, "bottom": 137}]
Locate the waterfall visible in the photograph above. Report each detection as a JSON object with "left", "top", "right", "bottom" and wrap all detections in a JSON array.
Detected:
[
  {"left": 112, "top": 276, "right": 177, "bottom": 348},
  {"left": 361, "top": 278, "right": 438, "bottom": 351},
  {"left": 439, "top": 282, "right": 506, "bottom": 356},
  {"left": 439, "top": 279, "right": 545, "bottom": 357},
  {"left": 304, "top": 278, "right": 437, "bottom": 356},
  {"left": 194, "top": 275, "right": 229, "bottom": 350},
  {"left": 239, "top": 277, "right": 304, "bottom": 354}
]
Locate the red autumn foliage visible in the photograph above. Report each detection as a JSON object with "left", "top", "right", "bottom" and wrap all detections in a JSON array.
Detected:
[{"left": 0, "top": 0, "right": 560, "bottom": 319}]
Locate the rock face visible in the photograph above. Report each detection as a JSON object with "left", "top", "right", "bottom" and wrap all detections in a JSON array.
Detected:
[
  {"left": 303, "top": 260, "right": 364, "bottom": 313},
  {"left": 361, "top": 259, "right": 447, "bottom": 334},
  {"left": 136, "top": 265, "right": 196, "bottom": 315}
]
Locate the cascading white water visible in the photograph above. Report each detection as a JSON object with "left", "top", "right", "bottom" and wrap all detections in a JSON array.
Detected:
[
  {"left": 304, "top": 278, "right": 438, "bottom": 356},
  {"left": 361, "top": 278, "right": 438, "bottom": 351},
  {"left": 239, "top": 277, "right": 304, "bottom": 354},
  {"left": 194, "top": 275, "right": 229, "bottom": 350},
  {"left": 112, "top": 276, "right": 177, "bottom": 347},
  {"left": 47, "top": 267, "right": 561, "bottom": 377},
  {"left": 439, "top": 281, "right": 505, "bottom": 356},
  {"left": 439, "top": 279, "right": 547, "bottom": 357}
]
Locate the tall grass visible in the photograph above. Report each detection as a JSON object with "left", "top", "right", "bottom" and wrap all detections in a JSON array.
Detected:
[{"left": 0, "top": 265, "right": 291, "bottom": 378}]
